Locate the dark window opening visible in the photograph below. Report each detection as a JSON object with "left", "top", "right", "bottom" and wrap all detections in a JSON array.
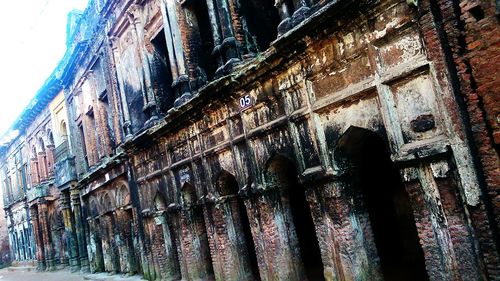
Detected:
[
  {"left": 151, "top": 29, "right": 175, "bottom": 113},
  {"left": 186, "top": 0, "right": 217, "bottom": 82},
  {"left": 469, "top": 5, "right": 485, "bottom": 21},
  {"left": 240, "top": 0, "right": 281, "bottom": 51},
  {"left": 266, "top": 156, "right": 325, "bottom": 281},
  {"left": 78, "top": 124, "right": 89, "bottom": 169},
  {"left": 337, "top": 127, "right": 428, "bottom": 281}
]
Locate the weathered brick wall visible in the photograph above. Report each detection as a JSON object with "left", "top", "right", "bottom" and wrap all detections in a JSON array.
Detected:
[
  {"left": 126, "top": 0, "right": 499, "bottom": 280},
  {"left": 416, "top": 0, "right": 500, "bottom": 278}
]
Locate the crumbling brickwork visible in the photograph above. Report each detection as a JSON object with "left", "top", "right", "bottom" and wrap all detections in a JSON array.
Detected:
[{"left": 0, "top": 0, "right": 499, "bottom": 280}]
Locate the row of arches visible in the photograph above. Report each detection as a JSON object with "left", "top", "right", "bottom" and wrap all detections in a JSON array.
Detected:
[
  {"left": 84, "top": 183, "right": 137, "bottom": 275},
  {"left": 138, "top": 127, "right": 428, "bottom": 281}
]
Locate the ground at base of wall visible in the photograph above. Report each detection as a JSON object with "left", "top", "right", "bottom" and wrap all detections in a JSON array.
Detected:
[{"left": 0, "top": 267, "right": 146, "bottom": 281}]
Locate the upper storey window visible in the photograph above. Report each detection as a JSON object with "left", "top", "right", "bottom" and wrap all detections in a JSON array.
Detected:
[
  {"left": 150, "top": 28, "right": 175, "bottom": 113},
  {"left": 239, "top": 0, "right": 280, "bottom": 51}
]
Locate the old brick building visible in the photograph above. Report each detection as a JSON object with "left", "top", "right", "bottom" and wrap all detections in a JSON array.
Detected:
[{"left": 0, "top": 0, "right": 499, "bottom": 280}]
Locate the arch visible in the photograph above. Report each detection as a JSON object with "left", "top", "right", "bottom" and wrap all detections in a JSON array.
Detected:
[
  {"left": 89, "top": 198, "right": 99, "bottom": 218},
  {"left": 60, "top": 120, "right": 68, "bottom": 141},
  {"left": 47, "top": 129, "right": 54, "bottom": 146},
  {"left": 31, "top": 145, "right": 37, "bottom": 159},
  {"left": 264, "top": 153, "right": 325, "bottom": 280},
  {"left": 37, "top": 137, "right": 45, "bottom": 152},
  {"left": 264, "top": 154, "right": 297, "bottom": 188},
  {"left": 154, "top": 191, "right": 167, "bottom": 212},
  {"left": 334, "top": 126, "right": 428, "bottom": 281},
  {"left": 181, "top": 182, "right": 197, "bottom": 205},
  {"left": 214, "top": 170, "right": 260, "bottom": 279},
  {"left": 115, "top": 184, "right": 130, "bottom": 207},
  {"left": 215, "top": 170, "right": 239, "bottom": 196},
  {"left": 101, "top": 192, "right": 114, "bottom": 212}
]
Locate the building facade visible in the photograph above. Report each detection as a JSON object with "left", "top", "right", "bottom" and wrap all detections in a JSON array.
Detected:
[{"left": 0, "top": 0, "right": 499, "bottom": 280}]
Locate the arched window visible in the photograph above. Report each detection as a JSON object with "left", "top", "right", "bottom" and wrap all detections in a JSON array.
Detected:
[
  {"left": 38, "top": 137, "right": 45, "bottom": 153},
  {"left": 116, "top": 184, "right": 130, "bottom": 207},
  {"left": 31, "top": 145, "right": 37, "bottom": 159},
  {"left": 47, "top": 130, "right": 54, "bottom": 146},
  {"left": 60, "top": 121, "right": 68, "bottom": 142},
  {"left": 89, "top": 199, "right": 99, "bottom": 218}
]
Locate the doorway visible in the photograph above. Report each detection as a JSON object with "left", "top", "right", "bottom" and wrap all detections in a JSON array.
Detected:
[
  {"left": 266, "top": 155, "right": 325, "bottom": 281},
  {"left": 336, "top": 127, "right": 428, "bottom": 281}
]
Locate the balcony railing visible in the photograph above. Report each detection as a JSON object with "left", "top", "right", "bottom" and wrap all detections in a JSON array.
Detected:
[
  {"left": 54, "top": 140, "right": 77, "bottom": 188},
  {"left": 55, "top": 140, "right": 70, "bottom": 163},
  {"left": 26, "top": 184, "right": 50, "bottom": 202}
]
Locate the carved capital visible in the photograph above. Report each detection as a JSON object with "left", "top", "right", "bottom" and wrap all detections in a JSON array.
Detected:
[{"left": 127, "top": 4, "right": 143, "bottom": 25}]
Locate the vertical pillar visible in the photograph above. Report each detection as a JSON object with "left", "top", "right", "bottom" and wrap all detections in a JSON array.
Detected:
[
  {"left": 108, "top": 37, "right": 133, "bottom": 140},
  {"left": 70, "top": 185, "right": 89, "bottom": 272},
  {"left": 61, "top": 190, "right": 80, "bottom": 271},
  {"left": 46, "top": 145, "right": 55, "bottom": 178},
  {"left": 37, "top": 152, "right": 48, "bottom": 182},
  {"left": 158, "top": 213, "right": 181, "bottom": 280},
  {"left": 128, "top": 4, "right": 159, "bottom": 125},
  {"left": 159, "top": 0, "right": 191, "bottom": 105},
  {"left": 37, "top": 200, "right": 55, "bottom": 270},
  {"left": 30, "top": 159, "right": 40, "bottom": 186},
  {"left": 205, "top": 0, "right": 242, "bottom": 76}
]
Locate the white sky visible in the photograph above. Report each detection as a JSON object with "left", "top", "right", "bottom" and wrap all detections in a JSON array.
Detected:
[{"left": 0, "top": 0, "right": 89, "bottom": 138}]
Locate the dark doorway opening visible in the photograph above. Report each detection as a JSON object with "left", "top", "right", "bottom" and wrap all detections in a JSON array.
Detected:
[
  {"left": 217, "top": 171, "right": 261, "bottom": 280},
  {"left": 94, "top": 218, "right": 105, "bottom": 272},
  {"left": 337, "top": 127, "right": 428, "bottom": 281},
  {"left": 267, "top": 156, "right": 325, "bottom": 281}
]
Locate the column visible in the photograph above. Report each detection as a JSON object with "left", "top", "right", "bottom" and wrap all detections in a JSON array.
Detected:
[
  {"left": 60, "top": 190, "right": 80, "bottom": 271},
  {"left": 158, "top": 212, "right": 181, "bottom": 279},
  {"left": 46, "top": 145, "right": 55, "bottom": 178},
  {"left": 128, "top": 4, "right": 159, "bottom": 125},
  {"left": 37, "top": 152, "right": 48, "bottom": 182},
  {"left": 38, "top": 200, "right": 55, "bottom": 270},
  {"left": 159, "top": 0, "right": 192, "bottom": 106},
  {"left": 29, "top": 206, "right": 45, "bottom": 269},
  {"left": 108, "top": 37, "right": 133, "bottom": 140},
  {"left": 205, "top": 0, "right": 242, "bottom": 76},
  {"left": 70, "top": 185, "right": 89, "bottom": 272}
]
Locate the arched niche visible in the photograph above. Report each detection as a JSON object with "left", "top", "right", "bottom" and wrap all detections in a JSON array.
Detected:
[
  {"left": 31, "top": 145, "right": 37, "bottom": 159},
  {"left": 47, "top": 130, "right": 54, "bottom": 146},
  {"left": 264, "top": 154, "right": 297, "bottom": 189},
  {"left": 154, "top": 191, "right": 167, "bottom": 212},
  {"left": 181, "top": 182, "right": 197, "bottom": 206},
  {"left": 333, "top": 126, "right": 428, "bottom": 281},
  {"left": 115, "top": 184, "right": 130, "bottom": 208},
  {"left": 38, "top": 137, "right": 46, "bottom": 153},
  {"left": 60, "top": 120, "right": 68, "bottom": 142},
  {"left": 101, "top": 192, "right": 114, "bottom": 213},
  {"left": 89, "top": 198, "right": 99, "bottom": 218},
  {"left": 263, "top": 153, "right": 325, "bottom": 280},
  {"left": 215, "top": 170, "right": 239, "bottom": 197}
]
